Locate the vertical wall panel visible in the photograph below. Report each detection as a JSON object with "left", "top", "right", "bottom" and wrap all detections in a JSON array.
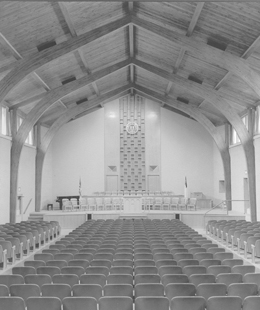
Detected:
[
  {"left": 104, "top": 99, "right": 120, "bottom": 191},
  {"left": 119, "top": 95, "right": 145, "bottom": 192},
  {"left": 145, "top": 98, "right": 161, "bottom": 191}
]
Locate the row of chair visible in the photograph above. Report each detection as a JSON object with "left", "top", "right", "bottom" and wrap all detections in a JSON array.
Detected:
[
  {"left": 62, "top": 197, "right": 197, "bottom": 212},
  {"left": 1, "top": 275, "right": 259, "bottom": 301},
  {"left": 93, "top": 191, "right": 175, "bottom": 196},
  {"left": 1, "top": 218, "right": 258, "bottom": 310},
  {"left": 207, "top": 220, "right": 260, "bottom": 262},
  {"left": 0, "top": 220, "right": 60, "bottom": 269},
  {"left": 2, "top": 295, "right": 258, "bottom": 310}
]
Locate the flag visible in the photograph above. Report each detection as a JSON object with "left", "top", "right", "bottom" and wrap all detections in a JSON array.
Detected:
[
  {"left": 79, "top": 177, "right": 82, "bottom": 197},
  {"left": 184, "top": 176, "right": 188, "bottom": 202}
]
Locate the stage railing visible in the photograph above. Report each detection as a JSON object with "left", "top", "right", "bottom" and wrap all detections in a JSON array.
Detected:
[{"left": 203, "top": 199, "right": 249, "bottom": 229}]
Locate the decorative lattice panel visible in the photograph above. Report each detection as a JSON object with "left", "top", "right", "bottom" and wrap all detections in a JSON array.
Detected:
[{"left": 120, "top": 95, "right": 145, "bottom": 191}]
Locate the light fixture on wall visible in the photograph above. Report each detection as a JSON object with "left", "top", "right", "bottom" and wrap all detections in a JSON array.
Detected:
[{"left": 108, "top": 112, "right": 116, "bottom": 118}]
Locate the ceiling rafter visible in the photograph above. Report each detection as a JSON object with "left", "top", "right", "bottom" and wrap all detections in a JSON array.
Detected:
[
  {"left": 0, "top": 32, "right": 67, "bottom": 110},
  {"left": 165, "top": 2, "right": 205, "bottom": 95},
  {"left": 55, "top": 2, "right": 100, "bottom": 97},
  {"left": 133, "top": 58, "right": 256, "bottom": 112},
  {"left": 132, "top": 15, "right": 260, "bottom": 99},
  {"left": 199, "top": 34, "right": 260, "bottom": 108},
  {"left": 0, "top": 15, "right": 131, "bottom": 105},
  {"left": 128, "top": 2, "right": 135, "bottom": 94}
]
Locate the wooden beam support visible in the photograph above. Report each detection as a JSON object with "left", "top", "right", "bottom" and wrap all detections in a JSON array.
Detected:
[
  {"left": 133, "top": 59, "right": 257, "bottom": 220},
  {"left": 199, "top": 33, "right": 260, "bottom": 108},
  {"left": 10, "top": 93, "right": 46, "bottom": 110},
  {"left": 166, "top": 1, "right": 204, "bottom": 95},
  {"left": 186, "top": 2, "right": 205, "bottom": 37},
  {"left": 57, "top": 2, "right": 77, "bottom": 37},
  {"left": 0, "top": 30, "right": 67, "bottom": 110},
  {"left": 135, "top": 83, "right": 232, "bottom": 207},
  {"left": 10, "top": 59, "right": 131, "bottom": 221},
  {"left": 132, "top": 15, "right": 260, "bottom": 98},
  {"left": 35, "top": 86, "right": 130, "bottom": 211},
  {"left": 129, "top": 23, "right": 134, "bottom": 58},
  {"left": 0, "top": 15, "right": 131, "bottom": 105}
]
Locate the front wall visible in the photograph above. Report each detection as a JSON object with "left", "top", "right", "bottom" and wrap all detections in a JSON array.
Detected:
[
  {"left": 50, "top": 108, "right": 105, "bottom": 204},
  {"left": 161, "top": 108, "right": 215, "bottom": 198}
]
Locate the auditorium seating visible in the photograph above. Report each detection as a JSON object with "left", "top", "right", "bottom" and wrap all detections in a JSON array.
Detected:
[{"left": 1, "top": 218, "right": 260, "bottom": 310}]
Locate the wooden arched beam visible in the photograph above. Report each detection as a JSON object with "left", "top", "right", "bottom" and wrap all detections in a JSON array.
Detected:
[
  {"left": 135, "top": 84, "right": 232, "bottom": 209},
  {"left": 0, "top": 16, "right": 130, "bottom": 104},
  {"left": 133, "top": 59, "right": 256, "bottom": 221},
  {"left": 35, "top": 87, "right": 130, "bottom": 211},
  {"left": 132, "top": 16, "right": 260, "bottom": 98},
  {"left": 1, "top": 15, "right": 260, "bottom": 110},
  {"left": 9, "top": 57, "right": 130, "bottom": 223}
]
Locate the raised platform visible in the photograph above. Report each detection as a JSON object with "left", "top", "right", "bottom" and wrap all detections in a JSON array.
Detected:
[{"left": 28, "top": 209, "right": 246, "bottom": 230}]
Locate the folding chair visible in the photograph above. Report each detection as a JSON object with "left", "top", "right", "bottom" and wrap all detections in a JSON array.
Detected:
[
  {"left": 243, "top": 296, "right": 260, "bottom": 310},
  {"left": 227, "top": 283, "right": 258, "bottom": 301},
  {"left": 135, "top": 296, "right": 169, "bottom": 310},
  {"left": 182, "top": 266, "right": 207, "bottom": 277},
  {"left": 80, "top": 274, "right": 106, "bottom": 287},
  {"left": 199, "top": 259, "right": 221, "bottom": 268},
  {"left": 158, "top": 266, "right": 182, "bottom": 277},
  {"left": 110, "top": 266, "right": 133, "bottom": 275},
  {"left": 0, "top": 284, "right": 9, "bottom": 296},
  {"left": 72, "top": 284, "right": 102, "bottom": 300},
  {"left": 12, "top": 266, "right": 36, "bottom": 277},
  {"left": 24, "top": 274, "right": 52, "bottom": 288},
  {"left": 170, "top": 296, "right": 206, "bottom": 310},
  {"left": 135, "top": 266, "right": 157, "bottom": 275},
  {"left": 207, "top": 265, "right": 231, "bottom": 277},
  {"left": 10, "top": 284, "right": 41, "bottom": 305},
  {"left": 222, "top": 259, "right": 243, "bottom": 268},
  {"left": 90, "top": 259, "right": 112, "bottom": 268},
  {"left": 196, "top": 283, "right": 227, "bottom": 300},
  {"left": 37, "top": 265, "right": 61, "bottom": 277},
  {"left": 207, "top": 296, "right": 242, "bottom": 310},
  {"left": 0, "top": 296, "right": 26, "bottom": 310},
  {"left": 46, "top": 260, "right": 68, "bottom": 269},
  {"left": 60, "top": 266, "right": 84, "bottom": 277},
  {"left": 104, "top": 284, "right": 133, "bottom": 298},
  {"left": 52, "top": 274, "right": 79, "bottom": 287},
  {"left": 107, "top": 274, "right": 133, "bottom": 285},
  {"left": 161, "top": 274, "right": 189, "bottom": 287},
  {"left": 231, "top": 265, "right": 255, "bottom": 276},
  {"left": 165, "top": 283, "right": 196, "bottom": 301},
  {"left": 27, "top": 296, "right": 62, "bottom": 310},
  {"left": 135, "top": 283, "right": 164, "bottom": 298},
  {"left": 0, "top": 274, "right": 24, "bottom": 288}
]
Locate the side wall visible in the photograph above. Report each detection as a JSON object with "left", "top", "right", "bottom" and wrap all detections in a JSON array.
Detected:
[
  {"left": 50, "top": 108, "right": 105, "bottom": 203},
  {"left": 161, "top": 108, "right": 215, "bottom": 199}
]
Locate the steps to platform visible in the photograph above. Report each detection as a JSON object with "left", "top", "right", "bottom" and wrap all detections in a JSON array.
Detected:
[
  {"left": 27, "top": 212, "right": 45, "bottom": 221},
  {"left": 119, "top": 214, "right": 148, "bottom": 220}
]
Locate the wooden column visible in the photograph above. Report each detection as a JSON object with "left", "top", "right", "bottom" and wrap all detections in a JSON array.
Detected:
[
  {"left": 135, "top": 85, "right": 232, "bottom": 209},
  {"left": 33, "top": 87, "right": 130, "bottom": 211},
  {"left": 35, "top": 124, "right": 43, "bottom": 212}
]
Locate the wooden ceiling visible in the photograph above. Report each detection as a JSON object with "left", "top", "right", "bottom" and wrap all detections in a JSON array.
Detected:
[{"left": 1, "top": 1, "right": 260, "bottom": 127}]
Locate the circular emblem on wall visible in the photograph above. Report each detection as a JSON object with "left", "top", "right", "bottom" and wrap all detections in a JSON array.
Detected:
[{"left": 126, "top": 122, "right": 139, "bottom": 135}]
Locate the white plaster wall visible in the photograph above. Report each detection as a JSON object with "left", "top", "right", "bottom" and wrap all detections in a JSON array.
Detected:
[
  {"left": 0, "top": 136, "right": 11, "bottom": 224},
  {"left": 50, "top": 108, "right": 105, "bottom": 201},
  {"left": 18, "top": 145, "right": 36, "bottom": 221},
  {"left": 229, "top": 144, "right": 247, "bottom": 214},
  {"left": 161, "top": 108, "right": 215, "bottom": 198}
]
